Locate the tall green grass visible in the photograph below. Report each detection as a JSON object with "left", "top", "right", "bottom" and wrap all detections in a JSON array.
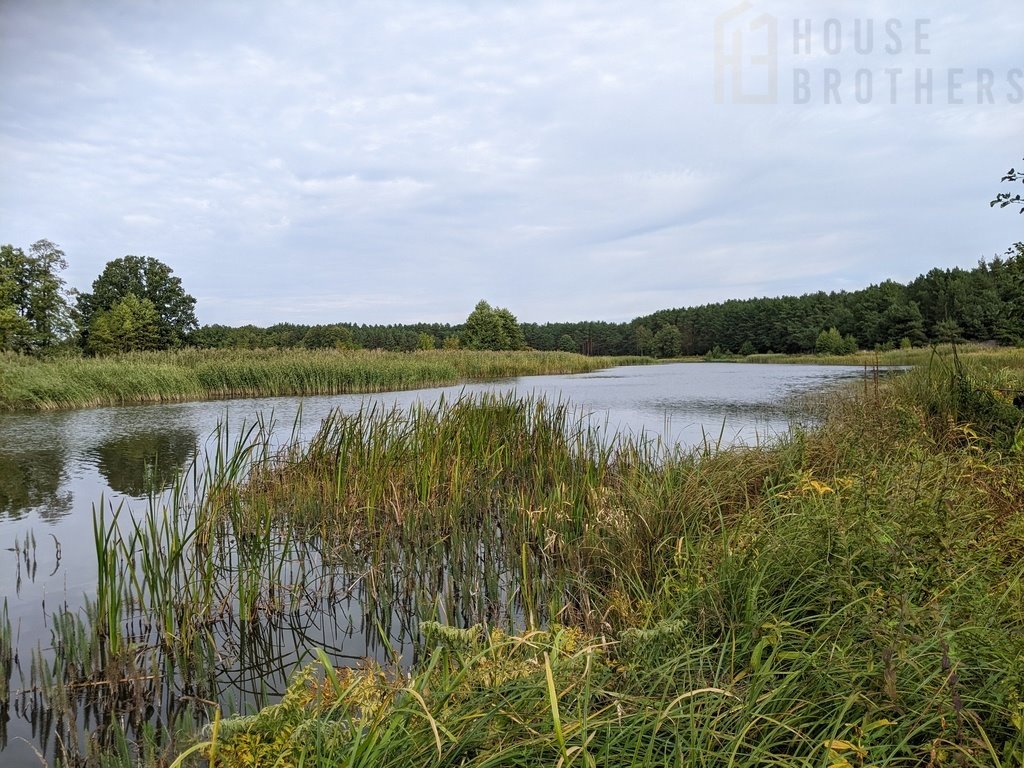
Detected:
[{"left": 0, "top": 348, "right": 652, "bottom": 411}]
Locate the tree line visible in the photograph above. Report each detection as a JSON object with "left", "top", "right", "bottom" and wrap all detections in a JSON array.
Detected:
[
  {"left": 628, "top": 245, "right": 1024, "bottom": 357},
  {"left": 193, "top": 300, "right": 526, "bottom": 352},
  {"left": 3, "top": 242, "right": 1023, "bottom": 358},
  {"left": 0, "top": 249, "right": 531, "bottom": 354},
  {"left": 515, "top": 246, "right": 1022, "bottom": 357},
  {"left": 1, "top": 246, "right": 198, "bottom": 355}
]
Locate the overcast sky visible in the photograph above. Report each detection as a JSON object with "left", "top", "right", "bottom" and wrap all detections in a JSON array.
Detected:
[{"left": 1, "top": 1, "right": 1021, "bottom": 326}]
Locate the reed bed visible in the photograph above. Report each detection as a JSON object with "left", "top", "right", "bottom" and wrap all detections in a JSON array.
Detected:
[
  {"left": 5, "top": 352, "right": 1023, "bottom": 767},
  {"left": 186, "top": 356, "right": 1024, "bottom": 767},
  {"left": 0, "top": 349, "right": 652, "bottom": 412}
]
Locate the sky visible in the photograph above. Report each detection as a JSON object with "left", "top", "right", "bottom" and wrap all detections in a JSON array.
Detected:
[{"left": 1, "top": 1, "right": 1021, "bottom": 327}]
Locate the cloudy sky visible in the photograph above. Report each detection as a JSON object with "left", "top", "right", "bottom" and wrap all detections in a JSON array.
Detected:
[{"left": 1, "top": 1, "right": 1021, "bottom": 326}]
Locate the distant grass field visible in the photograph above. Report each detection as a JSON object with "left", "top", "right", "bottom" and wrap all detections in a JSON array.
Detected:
[
  {"left": 0, "top": 348, "right": 653, "bottom": 412},
  {"left": 743, "top": 343, "right": 1024, "bottom": 368}
]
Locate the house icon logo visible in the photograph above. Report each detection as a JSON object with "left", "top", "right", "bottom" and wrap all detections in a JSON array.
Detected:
[{"left": 714, "top": 2, "right": 779, "bottom": 104}]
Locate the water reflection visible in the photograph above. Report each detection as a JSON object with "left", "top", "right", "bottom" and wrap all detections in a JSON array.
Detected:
[
  {"left": 0, "top": 449, "right": 71, "bottom": 521},
  {"left": 90, "top": 428, "right": 198, "bottom": 497}
]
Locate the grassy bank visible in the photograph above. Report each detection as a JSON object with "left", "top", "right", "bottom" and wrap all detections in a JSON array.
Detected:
[
  {"left": 651, "top": 344, "right": 1023, "bottom": 368},
  {"left": 743, "top": 343, "right": 1024, "bottom": 368},
  {"left": 158, "top": 355, "right": 1024, "bottom": 767},
  {"left": 0, "top": 348, "right": 652, "bottom": 411}
]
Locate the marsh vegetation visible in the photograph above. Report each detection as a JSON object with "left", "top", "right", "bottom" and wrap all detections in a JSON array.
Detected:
[
  {"left": 0, "top": 350, "right": 1020, "bottom": 766},
  {"left": 0, "top": 349, "right": 650, "bottom": 412}
]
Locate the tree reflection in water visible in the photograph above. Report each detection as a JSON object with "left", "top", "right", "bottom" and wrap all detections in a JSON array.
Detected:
[
  {"left": 0, "top": 449, "right": 71, "bottom": 521},
  {"left": 91, "top": 428, "right": 198, "bottom": 497}
]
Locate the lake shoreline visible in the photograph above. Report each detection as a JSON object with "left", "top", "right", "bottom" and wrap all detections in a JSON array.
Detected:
[
  {"left": 665, "top": 342, "right": 1023, "bottom": 367},
  {"left": 0, "top": 348, "right": 653, "bottom": 413},
  {"left": 4, "top": 345, "right": 1018, "bottom": 414}
]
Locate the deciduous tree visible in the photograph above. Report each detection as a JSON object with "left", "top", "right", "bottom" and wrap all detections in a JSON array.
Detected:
[
  {"left": 78, "top": 255, "right": 197, "bottom": 351},
  {"left": 462, "top": 300, "right": 525, "bottom": 351},
  {"left": 654, "top": 324, "right": 682, "bottom": 358},
  {"left": 87, "top": 294, "right": 162, "bottom": 355},
  {"left": 0, "top": 239, "right": 72, "bottom": 353}
]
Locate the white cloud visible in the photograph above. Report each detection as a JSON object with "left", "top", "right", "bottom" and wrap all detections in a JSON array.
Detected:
[{"left": 1, "top": 0, "right": 1021, "bottom": 325}]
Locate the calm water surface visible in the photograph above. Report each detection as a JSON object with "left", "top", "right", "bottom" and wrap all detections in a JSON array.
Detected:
[{"left": 0, "top": 362, "right": 869, "bottom": 764}]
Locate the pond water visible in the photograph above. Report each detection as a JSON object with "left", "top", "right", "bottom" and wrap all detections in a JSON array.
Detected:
[{"left": 0, "top": 362, "right": 872, "bottom": 765}]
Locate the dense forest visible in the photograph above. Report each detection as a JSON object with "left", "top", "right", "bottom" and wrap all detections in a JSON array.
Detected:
[
  {"left": 4, "top": 240, "right": 1023, "bottom": 359},
  {"left": 192, "top": 244, "right": 1024, "bottom": 357},
  {"left": 629, "top": 244, "right": 1024, "bottom": 357}
]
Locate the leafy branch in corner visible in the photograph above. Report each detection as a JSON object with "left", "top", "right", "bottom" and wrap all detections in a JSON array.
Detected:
[{"left": 991, "top": 157, "right": 1024, "bottom": 214}]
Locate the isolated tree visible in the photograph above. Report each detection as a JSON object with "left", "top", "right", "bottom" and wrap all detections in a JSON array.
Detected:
[
  {"left": 417, "top": 332, "right": 436, "bottom": 350},
  {"left": 816, "top": 328, "right": 838, "bottom": 355},
  {"left": 87, "top": 294, "right": 162, "bottom": 355},
  {"left": 78, "top": 255, "right": 197, "bottom": 351},
  {"left": 0, "top": 239, "right": 72, "bottom": 353},
  {"left": 461, "top": 300, "right": 525, "bottom": 351},
  {"left": 654, "top": 324, "right": 682, "bottom": 358},
  {"left": 991, "top": 157, "right": 1023, "bottom": 214},
  {"left": 815, "top": 327, "right": 856, "bottom": 355}
]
